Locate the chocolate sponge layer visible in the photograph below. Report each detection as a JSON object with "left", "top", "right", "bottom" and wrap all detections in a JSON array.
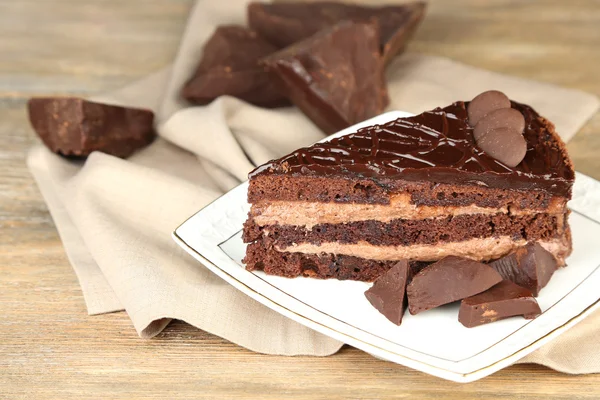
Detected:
[
  {"left": 244, "top": 240, "right": 395, "bottom": 281},
  {"left": 243, "top": 212, "right": 566, "bottom": 247}
]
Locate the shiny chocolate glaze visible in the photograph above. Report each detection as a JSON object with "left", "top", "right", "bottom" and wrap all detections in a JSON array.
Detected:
[{"left": 250, "top": 101, "right": 574, "bottom": 196}]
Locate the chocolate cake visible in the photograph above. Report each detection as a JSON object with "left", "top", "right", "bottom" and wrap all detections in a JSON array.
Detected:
[{"left": 243, "top": 96, "right": 574, "bottom": 281}]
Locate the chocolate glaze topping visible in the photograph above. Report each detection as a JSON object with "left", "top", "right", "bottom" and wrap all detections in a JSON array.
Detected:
[{"left": 250, "top": 101, "right": 574, "bottom": 196}]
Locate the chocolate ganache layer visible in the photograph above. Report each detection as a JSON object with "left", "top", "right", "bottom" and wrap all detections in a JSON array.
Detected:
[{"left": 249, "top": 101, "right": 574, "bottom": 200}]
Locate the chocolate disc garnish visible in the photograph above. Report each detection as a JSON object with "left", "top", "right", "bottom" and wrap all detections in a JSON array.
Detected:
[
  {"left": 468, "top": 90, "right": 511, "bottom": 127},
  {"left": 476, "top": 127, "right": 527, "bottom": 168},
  {"left": 473, "top": 108, "right": 526, "bottom": 141}
]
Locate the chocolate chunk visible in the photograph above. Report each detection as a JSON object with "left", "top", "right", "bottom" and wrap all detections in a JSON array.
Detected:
[
  {"left": 263, "top": 21, "right": 389, "bottom": 134},
  {"left": 181, "top": 25, "right": 287, "bottom": 108},
  {"left": 467, "top": 90, "right": 511, "bottom": 126},
  {"left": 459, "top": 280, "right": 542, "bottom": 328},
  {"left": 473, "top": 108, "right": 526, "bottom": 141},
  {"left": 364, "top": 260, "right": 410, "bottom": 325},
  {"left": 475, "top": 127, "right": 527, "bottom": 168},
  {"left": 489, "top": 242, "right": 559, "bottom": 296},
  {"left": 248, "top": 1, "right": 426, "bottom": 65},
  {"left": 27, "top": 97, "right": 155, "bottom": 158},
  {"left": 408, "top": 261, "right": 431, "bottom": 282},
  {"left": 407, "top": 256, "right": 503, "bottom": 315}
]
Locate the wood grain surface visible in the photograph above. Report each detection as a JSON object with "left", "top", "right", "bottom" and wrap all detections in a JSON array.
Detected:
[{"left": 1, "top": 0, "right": 599, "bottom": 398}]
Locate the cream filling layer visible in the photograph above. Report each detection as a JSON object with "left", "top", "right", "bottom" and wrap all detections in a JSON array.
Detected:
[
  {"left": 252, "top": 194, "right": 566, "bottom": 229},
  {"left": 276, "top": 237, "right": 567, "bottom": 262}
]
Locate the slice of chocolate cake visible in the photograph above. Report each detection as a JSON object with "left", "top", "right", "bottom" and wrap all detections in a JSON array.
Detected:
[{"left": 243, "top": 94, "right": 574, "bottom": 281}]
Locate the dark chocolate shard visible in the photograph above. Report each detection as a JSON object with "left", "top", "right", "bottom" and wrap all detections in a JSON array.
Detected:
[
  {"left": 408, "top": 261, "right": 431, "bottom": 282},
  {"left": 249, "top": 100, "right": 574, "bottom": 197},
  {"left": 248, "top": 1, "right": 426, "bottom": 65},
  {"left": 28, "top": 97, "right": 155, "bottom": 159},
  {"left": 364, "top": 260, "right": 410, "bottom": 325},
  {"left": 459, "top": 280, "right": 542, "bottom": 328},
  {"left": 407, "top": 256, "right": 503, "bottom": 315},
  {"left": 181, "top": 25, "right": 287, "bottom": 108},
  {"left": 263, "top": 21, "right": 389, "bottom": 134},
  {"left": 489, "top": 242, "right": 559, "bottom": 297}
]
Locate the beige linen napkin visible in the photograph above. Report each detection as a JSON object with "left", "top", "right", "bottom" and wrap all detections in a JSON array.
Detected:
[{"left": 27, "top": 0, "right": 600, "bottom": 372}]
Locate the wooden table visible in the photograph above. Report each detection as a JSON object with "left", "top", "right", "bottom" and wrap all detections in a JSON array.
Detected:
[{"left": 1, "top": 1, "right": 599, "bottom": 398}]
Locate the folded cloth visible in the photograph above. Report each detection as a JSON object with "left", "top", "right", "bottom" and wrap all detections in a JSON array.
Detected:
[{"left": 27, "top": 0, "right": 600, "bottom": 372}]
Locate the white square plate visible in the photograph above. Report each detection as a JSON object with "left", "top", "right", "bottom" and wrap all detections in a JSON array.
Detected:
[{"left": 173, "top": 112, "right": 600, "bottom": 383}]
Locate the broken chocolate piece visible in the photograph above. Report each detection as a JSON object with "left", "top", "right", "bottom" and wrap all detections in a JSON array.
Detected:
[
  {"left": 408, "top": 261, "right": 431, "bottom": 282},
  {"left": 407, "top": 256, "right": 503, "bottom": 315},
  {"left": 459, "top": 280, "right": 542, "bottom": 328},
  {"left": 181, "top": 25, "right": 287, "bottom": 108},
  {"left": 28, "top": 97, "right": 155, "bottom": 158},
  {"left": 489, "top": 242, "right": 559, "bottom": 297},
  {"left": 248, "top": 1, "right": 426, "bottom": 65},
  {"left": 364, "top": 260, "right": 410, "bottom": 325},
  {"left": 263, "top": 21, "right": 389, "bottom": 134}
]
